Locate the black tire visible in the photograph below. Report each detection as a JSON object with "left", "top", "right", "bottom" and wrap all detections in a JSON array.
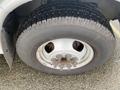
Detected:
[{"left": 16, "top": 1, "right": 115, "bottom": 75}]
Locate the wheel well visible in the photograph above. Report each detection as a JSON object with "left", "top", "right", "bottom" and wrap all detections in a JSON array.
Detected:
[
  {"left": 2, "top": 0, "right": 120, "bottom": 41},
  {"left": 3, "top": 0, "right": 47, "bottom": 36}
]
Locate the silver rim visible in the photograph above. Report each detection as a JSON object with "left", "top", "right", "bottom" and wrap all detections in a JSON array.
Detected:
[{"left": 36, "top": 38, "right": 94, "bottom": 71}]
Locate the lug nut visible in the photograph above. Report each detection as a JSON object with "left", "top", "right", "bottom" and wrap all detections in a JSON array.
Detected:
[
  {"left": 65, "top": 54, "right": 72, "bottom": 61},
  {"left": 51, "top": 58, "right": 59, "bottom": 68},
  {"left": 56, "top": 54, "right": 63, "bottom": 61}
]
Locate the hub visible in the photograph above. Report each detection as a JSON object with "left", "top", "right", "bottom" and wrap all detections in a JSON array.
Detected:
[{"left": 36, "top": 38, "right": 94, "bottom": 71}]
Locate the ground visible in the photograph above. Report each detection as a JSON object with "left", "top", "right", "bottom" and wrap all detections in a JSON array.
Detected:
[{"left": 0, "top": 28, "right": 120, "bottom": 90}]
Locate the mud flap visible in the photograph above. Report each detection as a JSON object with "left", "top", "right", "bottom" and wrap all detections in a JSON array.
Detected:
[
  {"left": 1, "top": 29, "right": 15, "bottom": 69},
  {"left": 110, "top": 20, "right": 120, "bottom": 38}
]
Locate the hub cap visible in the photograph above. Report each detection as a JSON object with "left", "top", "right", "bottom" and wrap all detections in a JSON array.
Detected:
[{"left": 36, "top": 38, "right": 94, "bottom": 71}]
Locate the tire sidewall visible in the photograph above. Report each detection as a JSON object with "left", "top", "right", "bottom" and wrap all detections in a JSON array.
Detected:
[{"left": 16, "top": 24, "right": 115, "bottom": 75}]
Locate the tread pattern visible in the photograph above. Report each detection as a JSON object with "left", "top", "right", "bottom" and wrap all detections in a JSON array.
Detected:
[
  {"left": 17, "top": 17, "right": 114, "bottom": 43},
  {"left": 17, "top": 1, "right": 113, "bottom": 38}
]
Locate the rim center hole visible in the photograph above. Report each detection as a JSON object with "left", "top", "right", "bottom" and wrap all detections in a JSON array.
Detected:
[
  {"left": 45, "top": 42, "right": 54, "bottom": 53},
  {"left": 73, "top": 41, "right": 84, "bottom": 52}
]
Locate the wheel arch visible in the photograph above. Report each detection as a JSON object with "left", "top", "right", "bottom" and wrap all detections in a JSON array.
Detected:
[
  {"left": 11, "top": 0, "right": 120, "bottom": 20},
  {"left": 1, "top": 0, "right": 48, "bottom": 69},
  {"left": 2, "top": 0, "right": 120, "bottom": 27}
]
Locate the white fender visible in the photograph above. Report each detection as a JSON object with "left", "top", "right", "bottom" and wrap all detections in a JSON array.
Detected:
[
  {"left": 0, "top": 0, "right": 32, "bottom": 54},
  {"left": 110, "top": 20, "right": 120, "bottom": 38}
]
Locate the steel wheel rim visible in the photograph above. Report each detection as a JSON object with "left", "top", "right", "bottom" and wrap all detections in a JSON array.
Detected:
[{"left": 36, "top": 38, "right": 94, "bottom": 71}]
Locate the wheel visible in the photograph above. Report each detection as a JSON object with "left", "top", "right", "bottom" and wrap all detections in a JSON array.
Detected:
[{"left": 16, "top": 1, "right": 115, "bottom": 75}]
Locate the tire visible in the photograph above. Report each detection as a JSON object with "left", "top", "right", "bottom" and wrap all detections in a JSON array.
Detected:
[{"left": 16, "top": 1, "right": 115, "bottom": 75}]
